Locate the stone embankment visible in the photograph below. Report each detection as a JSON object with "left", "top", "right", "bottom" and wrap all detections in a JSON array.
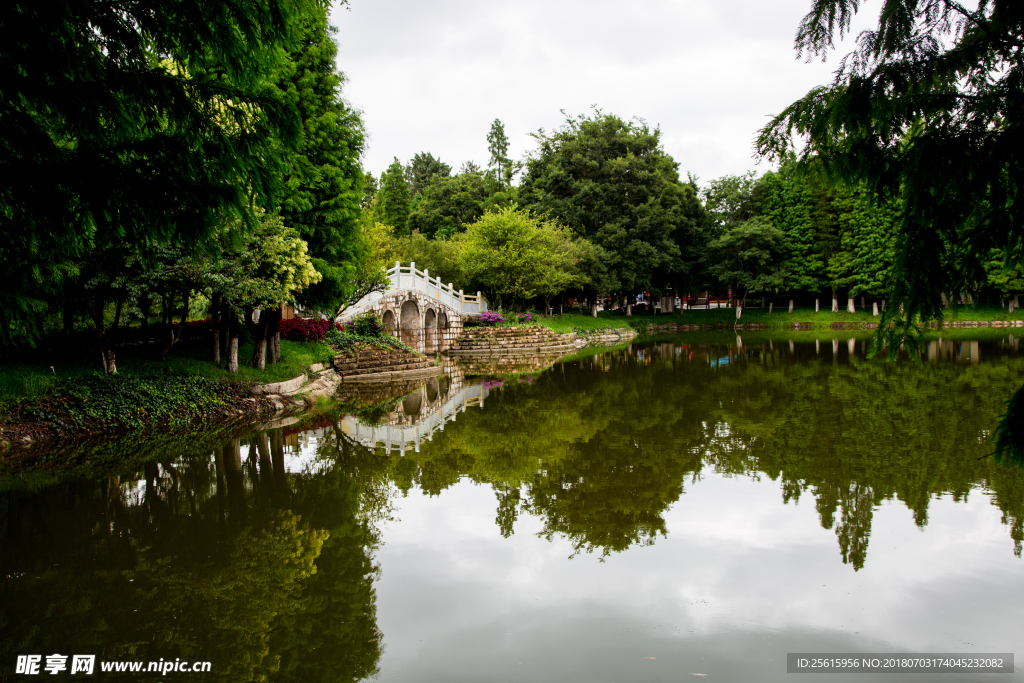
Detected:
[
  {"left": 448, "top": 327, "right": 577, "bottom": 356},
  {"left": 253, "top": 346, "right": 443, "bottom": 408},
  {"left": 573, "top": 328, "right": 637, "bottom": 346},
  {"left": 333, "top": 347, "right": 442, "bottom": 383}
]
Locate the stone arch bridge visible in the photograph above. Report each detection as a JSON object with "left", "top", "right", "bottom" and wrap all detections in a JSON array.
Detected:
[{"left": 341, "top": 262, "right": 489, "bottom": 354}]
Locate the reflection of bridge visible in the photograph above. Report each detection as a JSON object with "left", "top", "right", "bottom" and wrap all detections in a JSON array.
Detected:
[
  {"left": 341, "top": 262, "right": 490, "bottom": 354},
  {"left": 340, "top": 377, "right": 489, "bottom": 455}
]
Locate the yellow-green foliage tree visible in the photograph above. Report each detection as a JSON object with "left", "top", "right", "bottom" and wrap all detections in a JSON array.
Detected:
[
  {"left": 206, "top": 210, "right": 321, "bottom": 371},
  {"left": 335, "top": 216, "right": 395, "bottom": 320},
  {"left": 457, "top": 207, "right": 582, "bottom": 311}
]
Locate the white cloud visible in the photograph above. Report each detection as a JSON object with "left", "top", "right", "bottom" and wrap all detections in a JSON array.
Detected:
[{"left": 330, "top": 0, "right": 881, "bottom": 182}]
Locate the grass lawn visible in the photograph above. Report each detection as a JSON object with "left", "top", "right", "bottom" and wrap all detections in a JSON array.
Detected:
[
  {"left": 0, "top": 339, "right": 334, "bottom": 401},
  {"left": 532, "top": 312, "right": 639, "bottom": 333}
]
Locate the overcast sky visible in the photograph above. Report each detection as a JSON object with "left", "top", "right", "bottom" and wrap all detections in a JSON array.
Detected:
[{"left": 329, "top": 0, "right": 879, "bottom": 185}]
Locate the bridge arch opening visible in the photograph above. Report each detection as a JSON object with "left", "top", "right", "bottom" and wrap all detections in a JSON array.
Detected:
[
  {"left": 424, "top": 308, "right": 437, "bottom": 353},
  {"left": 425, "top": 377, "right": 438, "bottom": 403},
  {"left": 402, "top": 389, "right": 423, "bottom": 418},
  {"left": 399, "top": 300, "right": 421, "bottom": 350},
  {"left": 382, "top": 309, "right": 396, "bottom": 337},
  {"left": 437, "top": 310, "right": 449, "bottom": 351}
]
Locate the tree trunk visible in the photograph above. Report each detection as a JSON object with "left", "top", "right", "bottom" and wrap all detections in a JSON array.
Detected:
[
  {"left": 815, "top": 298, "right": 820, "bottom": 313},
  {"left": 244, "top": 306, "right": 254, "bottom": 331},
  {"left": 113, "top": 299, "right": 124, "bottom": 331},
  {"left": 91, "top": 297, "right": 114, "bottom": 375},
  {"left": 268, "top": 305, "right": 281, "bottom": 364},
  {"left": 227, "top": 311, "right": 239, "bottom": 373},
  {"left": 769, "top": 302, "right": 773, "bottom": 314},
  {"left": 788, "top": 299, "right": 794, "bottom": 314},
  {"left": 882, "top": 299, "right": 886, "bottom": 312},
  {"left": 591, "top": 295, "right": 598, "bottom": 317},
  {"left": 872, "top": 301, "right": 879, "bottom": 316},
  {"left": 736, "top": 303, "right": 742, "bottom": 320},
  {"left": 251, "top": 311, "right": 270, "bottom": 369},
  {"left": 860, "top": 296, "right": 866, "bottom": 309},
  {"left": 847, "top": 296, "right": 855, "bottom": 314},
  {"left": 831, "top": 289, "right": 839, "bottom": 313},
  {"left": 941, "top": 291, "right": 950, "bottom": 308},
  {"left": 1015, "top": 294, "right": 1020, "bottom": 308},
  {"left": 626, "top": 302, "right": 632, "bottom": 317},
  {"left": 211, "top": 292, "right": 221, "bottom": 363}
]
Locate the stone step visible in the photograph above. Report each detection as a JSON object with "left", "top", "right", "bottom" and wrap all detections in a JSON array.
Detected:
[
  {"left": 335, "top": 356, "right": 424, "bottom": 370},
  {"left": 450, "top": 340, "right": 570, "bottom": 349},
  {"left": 338, "top": 361, "right": 434, "bottom": 377}
]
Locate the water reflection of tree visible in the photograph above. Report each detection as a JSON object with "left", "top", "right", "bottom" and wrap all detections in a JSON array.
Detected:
[
  {"left": 373, "top": 339, "right": 1024, "bottom": 568},
  {"left": 0, "top": 429, "right": 384, "bottom": 682}
]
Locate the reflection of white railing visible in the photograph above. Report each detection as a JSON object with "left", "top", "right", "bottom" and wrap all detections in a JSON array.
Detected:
[
  {"left": 345, "top": 262, "right": 488, "bottom": 316},
  {"left": 340, "top": 383, "right": 488, "bottom": 455}
]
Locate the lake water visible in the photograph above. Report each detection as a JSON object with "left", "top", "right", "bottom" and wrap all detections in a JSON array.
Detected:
[{"left": 2, "top": 333, "right": 1023, "bottom": 682}]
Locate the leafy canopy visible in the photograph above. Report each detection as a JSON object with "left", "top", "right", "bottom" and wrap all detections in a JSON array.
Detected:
[
  {"left": 756, "top": 0, "right": 1024, "bottom": 338},
  {"left": 0, "top": 0, "right": 305, "bottom": 344},
  {"left": 520, "top": 110, "right": 703, "bottom": 296}
]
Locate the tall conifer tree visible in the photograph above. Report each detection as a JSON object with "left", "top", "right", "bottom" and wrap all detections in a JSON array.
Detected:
[{"left": 276, "top": 4, "right": 367, "bottom": 315}]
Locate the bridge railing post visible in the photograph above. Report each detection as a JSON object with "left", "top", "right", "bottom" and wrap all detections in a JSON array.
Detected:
[{"left": 459, "top": 289, "right": 464, "bottom": 312}]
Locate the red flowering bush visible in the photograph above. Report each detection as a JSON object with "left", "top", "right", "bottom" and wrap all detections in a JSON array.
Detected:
[{"left": 279, "top": 317, "right": 341, "bottom": 342}]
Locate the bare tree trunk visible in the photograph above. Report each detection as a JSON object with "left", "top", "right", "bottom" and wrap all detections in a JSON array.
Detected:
[
  {"left": 941, "top": 291, "right": 950, "bottom": 308},
  {"left": 847, "top": 296, "right": 855, "bottom": 313},
  {"left": 251, "top": 311, "right": 270, "bottom": 369},
  {"left": 815, "top": 298, "right": 820, "bottom": 313},
  {"left": 268, "top": 305, "right": 281, "bottom": 364},
  {"left": 113, "top": 299, "right": 124, "bottom": 331},
  {"left": 832, "top": 289, "right": 839, "bottom": 313},
  {"left": 872, "top": 301, "right": 879, "bottom": 316},
  {"left": 626, "top": 302, "right": 632, "bottom": 317},
  {"left": 860, "top": 296, "right": 866, "bottom": 309},
  {"left": 769, "top": 302, "right": 773, "bottom": 314},
  {"left": 788, "top": 299, "right": 794, "bottom": 313},
  {"left": 211, "top": 292, "right": 221, "bottom": 363},
  {"left": 591, "top": 295, "right": 598, "bottom": 317},
  {"left": 227, "top": 310, "right": 239, "bottom": 373}
]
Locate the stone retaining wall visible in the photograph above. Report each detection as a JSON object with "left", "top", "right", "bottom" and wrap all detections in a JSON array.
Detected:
[
  {"left": 573, "top": 328, "right": 637, "bottom": 347},
  {"left": 448, "top": 326, "right": 578, "bottom": 356}
]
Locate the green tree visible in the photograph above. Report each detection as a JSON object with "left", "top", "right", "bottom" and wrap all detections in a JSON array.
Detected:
[
  {"left": 486, "top": 119, "right": 512, "bottom": 190},
  {"left": 520, "top": 111, "right": 702, "bottom": 307},
  {"left": 205, "top": 211, "right": 321, "bottom": 371},
  {"left": 405, "top": 152, "right": 452, "bottom": 197},
  {"left": 706, "top": 217, "right": 787, "bottom": 313},
  {"left": 276, "top": 5, "right": 367, "bottom": 316},
  {"left": 0, "top": 0, "right": 302, "bottom": 345},
  {"left": 373, "top": 159, "right": 412, "bottom": 235},
  {"left": 388, "top": 231, "right": 463, "bottom": 285},
  {"left": 457, "top": 207, "right": 580, "bottom": 310},
  {"left": 756, "top": 0, "right": 1024, "bottom": 339},
  {"left": 760, "top": 165, "right": 827, "bottom": 304},
  {"left": 407, "top": 171, "right": 489, "bottom": 238}
]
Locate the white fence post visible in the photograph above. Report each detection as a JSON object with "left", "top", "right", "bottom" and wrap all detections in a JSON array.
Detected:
[{"left": 459, "top": 289, "right": 464, "bottom": 312}]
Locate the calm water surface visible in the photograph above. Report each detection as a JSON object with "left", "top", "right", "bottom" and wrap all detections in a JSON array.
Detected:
[{"left": 2, "top": 333, "right": 1023, "bottom": 682}]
